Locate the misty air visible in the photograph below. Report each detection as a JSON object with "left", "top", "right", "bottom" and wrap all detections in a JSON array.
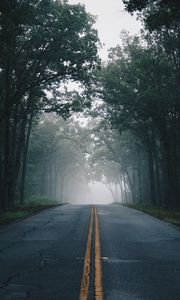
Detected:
[{"left": 0, "top": 0, "right": 180, "bottom": 299}]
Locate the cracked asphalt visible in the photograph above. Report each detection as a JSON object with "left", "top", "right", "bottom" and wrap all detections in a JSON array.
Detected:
[
  {"left": 0, "top": 204, "right": 180, "bottom": 299},
  {"left": 0, "top": 205, "right": 89, "bottom": 300}
]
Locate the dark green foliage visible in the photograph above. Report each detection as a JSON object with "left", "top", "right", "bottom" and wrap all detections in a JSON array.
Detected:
[
  {"left": 123, "top": 1, "right": 180, "bottom": 84},
  {"left": 24, "top": 114, "right": 90, "bottom": 203},
  {"left": 0, "top": 0, "right": 100, "bottom": 209},
  {"left": 123, "top": 0, "right": 180, "bottom": 30},
  {"left": 126, "top": 204, "right": 180, "bottom": 226},
  {"left": 95, "top": 31, "right": 180, "bottom": 208},
  {"left": 0, "top": 202, "right": 59, "bottom": 226}
]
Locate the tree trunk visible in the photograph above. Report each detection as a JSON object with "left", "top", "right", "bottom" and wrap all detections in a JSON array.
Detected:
[
  {"left": 147, "top": 128, "right": 157, "bottom": 206},
  {"left": 1, "top": 114, "right": 10, "bottom": 210},
  {"left": 119, "top": 176, "right": 124, "bottom": 203},
  {"left": 165, "top": 150, "right": 179, "bottom": 208},
  {"left": 154, "top": 154, "right": 162, "bottom": 207},
  {"left": 125, "top": 170, "right": 134, "bottom": 203},
  {"left": 104, "top": 182, "right": 116, "bottom": 202},
  {"left": 20, "top": 114, "right": 33, "bottom": 205},
  {"left": 137, "top": 148, "right": 142, "bottom": 203},
  {"left": 123, "top": 173, "right": 128, "bottom": 204}
]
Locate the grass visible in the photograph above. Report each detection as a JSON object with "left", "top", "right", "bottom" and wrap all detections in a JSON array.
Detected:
[
  {"left": 0, "top": 198, "right": 61, "bottom": 226},
  {"left": 126, "top": 204, "right": 180, "bottom": 226}
]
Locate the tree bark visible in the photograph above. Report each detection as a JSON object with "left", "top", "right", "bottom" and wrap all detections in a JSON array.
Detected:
[{"left": 20, "top": 113, "right": 33, "bottom": 205}]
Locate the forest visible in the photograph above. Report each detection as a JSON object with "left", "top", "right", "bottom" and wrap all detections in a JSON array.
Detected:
[{"left": 0, "top": 0, "right": 180, "bottom": 211}]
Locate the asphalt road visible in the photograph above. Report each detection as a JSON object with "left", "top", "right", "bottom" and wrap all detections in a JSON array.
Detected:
[{"left": 0, "top": 204, "right": 180, "bottom": 300}]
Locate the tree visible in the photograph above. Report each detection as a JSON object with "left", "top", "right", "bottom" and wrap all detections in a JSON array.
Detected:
[
  {"left": 0, "top": 0, "right": 100, "bottom": 209},
  {"left": 95, "top": 32, "right": 180, "bottom": 208},
  {"left": 123, "top": 0, "right": 180, "bottom": 83},
  {"left": 123, "top": 0, "right": 180, "bottom": 30},
  {"left": 23, "top": 114, "right": 91, "bottom": 203}
]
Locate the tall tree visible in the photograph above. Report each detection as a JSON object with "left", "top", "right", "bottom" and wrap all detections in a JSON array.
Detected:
[
  {"left": 0, "top": 0, "right": 100, "bottom": 209},
  {"left": 23, "top": 114, "right": 90, "bottom": 203},
  {"left": 95, "top": 32, "right": 180, "bottom": 208}
]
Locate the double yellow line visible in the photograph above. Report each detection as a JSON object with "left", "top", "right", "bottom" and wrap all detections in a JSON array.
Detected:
[{"left": 79, "top": 207, "right": 103, "bottom": 300}]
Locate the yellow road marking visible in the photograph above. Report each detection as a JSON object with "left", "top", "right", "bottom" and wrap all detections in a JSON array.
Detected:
[
  {"left": 79, "top": 207, "right": 104, "bottom": 300},
  {"left": 94, "top": 207, "right": 104, "bottom": 300},
  {"left": 79, "top": 208, "right": 93, "bottom": 300}
]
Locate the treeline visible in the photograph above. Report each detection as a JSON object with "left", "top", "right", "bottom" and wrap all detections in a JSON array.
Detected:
[
  {"left": 21, "top": 114, "right": 90, "bottom": 204},
  {"left": 1, "top": 0, "right": 180, "bottom": 209},
  {"left": 91, "top": 0, "right": 180, "bottom": 208},
  {"left": 0, "top": 0, "right": 99, "bottom": 209}
]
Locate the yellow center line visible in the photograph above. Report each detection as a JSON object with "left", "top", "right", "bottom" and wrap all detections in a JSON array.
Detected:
[
  {"left": 79, "top": 207, "right": 93, "bottom": 300},
  {"left": 94, "top": 207, "right": 104, "bottom": 300},
  {"left": 79, "top": 207, "right": 104, "bottom": 300}
]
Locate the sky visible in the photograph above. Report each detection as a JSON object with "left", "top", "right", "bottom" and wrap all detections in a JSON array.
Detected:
[{"left": 68, "top": 0, "right": 142, "bottom": 60}]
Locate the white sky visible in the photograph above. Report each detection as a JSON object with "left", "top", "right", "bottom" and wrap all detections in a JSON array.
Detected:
[{"left": 68, "top": 0, "right": 142, "bottom": 60}]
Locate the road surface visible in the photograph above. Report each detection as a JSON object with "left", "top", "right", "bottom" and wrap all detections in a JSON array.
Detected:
[{"left": 0, "top": 204, "right": 180, "bottom": 299}]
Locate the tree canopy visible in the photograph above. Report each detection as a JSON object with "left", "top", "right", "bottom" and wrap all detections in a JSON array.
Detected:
[{"left": 0, "top": 0, "right": 100, "bottom": 209}]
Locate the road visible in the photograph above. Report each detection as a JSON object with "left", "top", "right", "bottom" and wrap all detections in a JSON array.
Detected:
[{"left": 0, "top": 204, "right": 180, "bottom": 300}]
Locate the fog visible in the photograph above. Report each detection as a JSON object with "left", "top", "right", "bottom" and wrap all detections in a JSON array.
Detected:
[
  {"left": 72, "top": 182, "right": 114, "bottom": 205},
  {"left": 26, "top": 115, "right": 127, "bottom": 205}
]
